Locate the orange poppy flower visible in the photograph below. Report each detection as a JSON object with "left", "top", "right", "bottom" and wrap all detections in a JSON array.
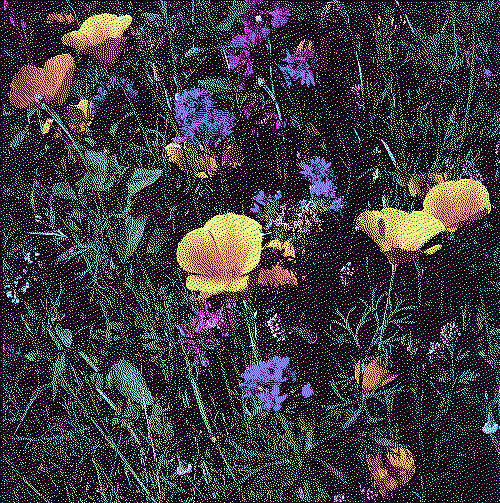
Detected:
[
  {"left": 367, "top": 445, "right": 415, "bottom": 500},
  {"left": 257, "top": 239, "right": 298, "bottom": 289},
  {"left": 407, "top": 172, "right": 448, "bottom": 199},
  {"left": 354, "top": 359, "right": 398, "bottom": 394},
  {"left": 422, "top": 178, "right": 491, "bottom": 232},
  {"left": 9, "top": 54, "right": 75, "bottom": 110},
  {"left": 295, "top": 39, "right": 314, "bottom": 55},
  {"left": 61, "top": 14, "right": 133, "bottom": 68},
  {"left": 355, "top": 209, "right": 446, "bottom": 265},
  {"left": 176, "top": 213, "right": 263, "bottom": 299},
  {"left": 196, "top": 145, "right": 218, "bottom": 178}
]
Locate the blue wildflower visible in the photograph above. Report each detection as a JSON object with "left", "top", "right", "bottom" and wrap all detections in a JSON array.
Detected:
[
  {"left": 279, "top": 49, "right": 316, "bottom": 88},
  {"left": 300, "top": 157, "right": 343, "bottom": 210},
  {"left": 249, "top": 189, "right": 282, "bottom": 214},
  {"left": 301, "top": 383, "right": 314, "bottom": 398},
  {"left": 91, "top": 76, "right": 138, "bottom": 116},
  {"left": 240, "top": 356, "right": 297, "bottom": 411},
  {"left": 174, "top": 88, "right": 236, "bottom": 148}
]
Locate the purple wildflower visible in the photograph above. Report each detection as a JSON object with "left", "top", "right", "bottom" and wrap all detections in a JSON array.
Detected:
[
  {"left": 193, "top": 108, "right": 237, "bottom": 150},
  {"left": 240, "top": 0, "right": 290, "bottom": 47},
  {"left": 91, "top": 76, "right": 138, "bottom": 116},
  {"left": 179, "top": 325, "right": 219, "bottom": 368},
  {"left": 440, "top": 322, "right": 460, "bottom": 347},
  {"left": 279, "top": 49, "right": 316, "bottom": 88},
  {"left": 249, "top": 189, "right": 282, "bottom": 214},
  {"left": 227, "top": 48, "right": 254, "bottom": 90},
  {"left": 240, "top": 356, "right": 297, "bottom": 411},
  {"left": 193, "top": 298, "right": 241, "bottom": 337},
  {"left": 174, "top": 87, "right": 215, "bottom": 134},
  {"left": 301, "top": 383, "right": 314, "bottom": 398},
  {"left": 300, "top": 157, "right": 343, "bottom": 210}
]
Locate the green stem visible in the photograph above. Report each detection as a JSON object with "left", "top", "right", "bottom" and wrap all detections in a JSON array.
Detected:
[
  {"left": 243, "top": 300, "right": 260, "bottom": 363},
  {"left": 379, "top": 264, "right": 397, "bottom": 347}
]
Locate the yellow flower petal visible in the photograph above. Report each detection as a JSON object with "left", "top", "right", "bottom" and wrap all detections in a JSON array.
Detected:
[
  {"left": 399, "top": 211, "right": 446, "bottom": 252},
  {"left": 61, "top": 30, "right": 92, "bottom": 52},
  {"left": 204, "top": 214, "right": 262, "bottom": 277},
  {"left": 355, "top": 210, "right": 386, "bottom": 248},
  {"left": 176, "top": 227, "right": 225, "bottom": 278},
  {"left": 423, "top": 179, "right": 491, "bottom": 231},
  {"left": 186, "top": 275, "right": 249, "bottom": 297},
  {"left": 42, "top": 118, "right": 54, "bottom": 135},
  {"left": 109, "top": 15, "right": 133, "bottom": 38},
  {"left": 265, "top": 239, "right": 295, "bottom": 259}
]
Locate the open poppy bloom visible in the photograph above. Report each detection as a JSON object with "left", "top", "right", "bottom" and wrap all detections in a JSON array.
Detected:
[
  {"left": 356, "top": 208, "right": 446, "bottom": 265},
  {"left": 355, "top": 359, "right": 398, "bottom": 394},
  {"left": 422, "top": 178, "right": 491, "bottom": 232},
  {"left": 176, "top": 213, "right": 263, "bottom": 299},
  {"left": 367, "top": 445, "right": 415, "bottom": 500},
  {"left": 257, "top": 239, "right": 298, "bottom": 289},
  {"left": 406, "top": 172, "right": 448, "bottom": 199},
  {"left": 9, "top": 54, "right": 75, "bottom": 110},
  {"left": 61, "top": 14, "right": 133, "bottom": 68}
]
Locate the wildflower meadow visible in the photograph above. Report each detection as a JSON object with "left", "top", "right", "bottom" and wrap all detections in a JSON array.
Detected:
[{"left": 2, "top": 1, "right": 500, "bottom": 502}]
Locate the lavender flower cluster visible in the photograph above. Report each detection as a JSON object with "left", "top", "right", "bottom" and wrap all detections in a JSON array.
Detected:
[
  {"left": 240, "top": 356, "right": 296, "bottom": 411},
  {"left": 90, "top": 76, "right": 139, "bottom": 116},
  {"left": 174, "top": 88, "right": 236, "bottom": 150},
  {"left": 300, "top": 157, "right": 343, "bottom": 211},
  {"left": 279, "top": 49, "right": 317, "bottom": 88}
]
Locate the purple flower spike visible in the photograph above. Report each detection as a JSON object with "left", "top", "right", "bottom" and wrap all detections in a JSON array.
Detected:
[
  {"left": 300, "top": 157, "right": 343, "bottom": 211},
  {"left": 279, "top": 49, "right": 316, "bottom": 88},
  {"left": 249, "top": 189, "right": 282, "bottom": 214},
  {"left": 227, "top": 48, "right": 254, "bottom": 90},
  {"left": 240, "top": 356, "right": 296, "bottom": 411},
  {"left": 301, "top": 383, "right": 314, "bottom": 398}
]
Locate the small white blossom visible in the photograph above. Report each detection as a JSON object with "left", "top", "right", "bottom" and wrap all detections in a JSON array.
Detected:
[
  {"left": 176, "top": 459, "right": 193, "bottom": 476},
  {"left": 482, "top": 417, "right": 499, "bottom": 435}
]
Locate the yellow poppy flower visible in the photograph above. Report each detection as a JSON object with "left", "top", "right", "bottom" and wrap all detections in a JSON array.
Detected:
[
  {"left": 422, "top": 178, "right": 491, "bottom": 232},
  {"left": 42, "top": 99, "right": 93, "bottom": 139},
  {"left": 354, "top": 359, "right": 398, "bottom": 394},
  {"left": 165, "top": 142, "right": 184, "bottom": 167},
  {"left": 176, "top": 213, "right": 262, "bottom": 299},
  {"left": 355, "top": 208, "right": 446, "bottom": 265},
  {"left": 9, "top": 54, "right": 75, "bottom": 110},
  {"left": 62, "top": 14, "right": 133, "bottom": 68}
]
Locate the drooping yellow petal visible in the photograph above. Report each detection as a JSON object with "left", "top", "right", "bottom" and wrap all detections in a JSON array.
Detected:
[
  {"left": 399, "top": 211, "right": 446, "bottom": 252},
  {"left": 204, "top": 214, "right": 262, "bottom": 277},
  {"left": 423, "top": 179, "right": 491, "bottom": 231},
  {"left": 79, "top": 14, "right": 114, "bottom": 44},
  {"left": 186, "top": 275, "right": 249, "bottom": 297},
  {"left": 61, "top": 30, "right": 92, "bottom": 52},
  {"left": 379, "top": 208, "right": 409, "bottom": 250},
  {"left": 423, "top": 244, "right": 442, "bottom": 255},
  {"left": 176, "top": 227, "right": 225, "bottom": 278},
  {"left": 109, "top": 15, "right": 133, "bottom": 38}
]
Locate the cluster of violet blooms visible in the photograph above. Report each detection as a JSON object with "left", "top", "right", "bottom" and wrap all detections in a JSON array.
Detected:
[
  {"left": 227, "top": 0, "right": 316, "bottom": 102},
  {"left": 178, "top": 297, "right": 241, "bottom": 368},
  {"left": 240, "top": 355, "right": 313, "bottom": 412}
]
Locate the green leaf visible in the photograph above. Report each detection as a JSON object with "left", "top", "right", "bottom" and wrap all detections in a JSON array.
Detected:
[
  {"left": 289, "top": 115, "right": 321, "bottom": 136},
  {"left": 127, "top": 168, "right": 163, "bottom": 195},
  {"left": 78, "top": 351, "right": 100, "bottom": 373},
  {"left": 147, "top": 227, "right": 171, "bottom": 255},
  {"left": 197, "top": 78, "right": 238, "bottom": 94},
  {"left": 109, "top": 214, "right": 150, "bottom": 262},
  {"left": 52, "top": 181, "right": 77, "bottom": 200},
  {"left": 289, "top": 326, "right": 317, "bottom": 344},
  {"left": 78, "top": 151, "right": 123, "bottom": 192},
  {"left": 52, "top": 352, "right": 67, "bottom": 400},
  {"left": 217, "top": 0, "right": 248, "bottom": 31},
  {"left": 54, "top": 325, "right": 73, "bottom": 348},
  {"left": 110, "top": 112, "right": 135, "bottom": 137},
  {"left": 106, "top": 359, "right": 154, "bottom": 406},
  {"left": 457, "top": 370, "right": 478, "bottom": 385}
]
